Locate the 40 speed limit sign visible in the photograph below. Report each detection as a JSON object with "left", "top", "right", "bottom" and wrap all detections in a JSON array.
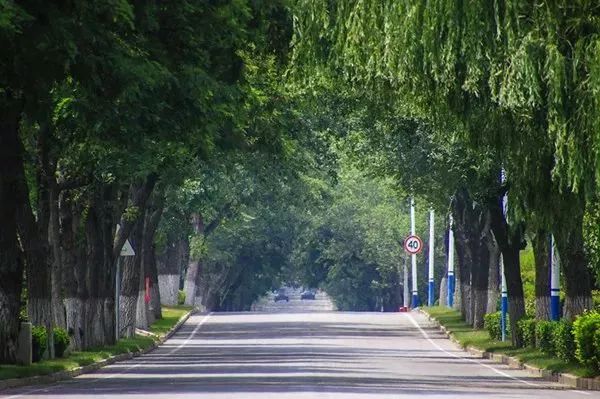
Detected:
[{"left": 404, "top": 235, "right": 423, "bottom": 255}]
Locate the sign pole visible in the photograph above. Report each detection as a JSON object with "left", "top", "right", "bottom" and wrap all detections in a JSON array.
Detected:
[
  {"left": 403, "top": 254, "right": 409, "bottom": 308},
  {"left": 447, "top": 214, "right": 455, "bottom": 308},
  {"left": 550, "top": 234, "right": 560, "bottom": 321},
  {"left": 428, "top": 209, "right": 435, "bottom": 307},
  {"left": 410, "top": 198, "right": 419, "bottom": 308},
  {"left": 115, "top": 256, "right": 121, "bottom": 342},
  {"left": 114, "top": 224, "right": 136, "bottom": 343}
]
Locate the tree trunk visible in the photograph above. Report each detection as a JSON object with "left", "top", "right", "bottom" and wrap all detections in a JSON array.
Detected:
[
  {"left": 0, "top": 108, "right": 25, "bottom": 363},
  {"left": 439, "top": 275, "right": 448, "bottom": 307},
  {"left": 184, "top": 260, "right": 200, "bottom": 307},
  {"left": 184, "top": 213, "right": 205, "bottom": 308},
  {"left": 489, "top": 192, "right": 526, "bottom": 347},
  {"left": 12, "top": 126, "right": 55, "bottom": 358},
  {"left": 120, "top": 218, "right": 143, "bottom": 337},
  {"left": 468, "top": 209, "right": 491, "bottom": 328},
  {"left": 532, "top": 230, "right": 551, "bottom": 320},
  {"left": 84, "top": 187, "right": 118, "bottom": 348},
  {"left": 553, "top": 192, "right": 592, "bottom": 320},
  {"left": 453, "top": 187, "right": 490, "bottom": 327},
  {"left": 158, "top": 235, "right": 188, "bottom": 305},
  {"left": 139, "top": 192, "right": 164, "bottom": 326},
  {"left": 486, "top": 236, "right": 500, "bottom": 314},
  {"left": 62, "top": 185, "right": 118, "bottom": 350}
]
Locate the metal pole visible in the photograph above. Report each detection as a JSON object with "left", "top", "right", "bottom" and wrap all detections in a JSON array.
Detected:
[
  {"left": 550, "top": 234, "right": 560, "bottom": 321},
  {"left": 500, "top": 168, "right": 508, "bottom": 341},
  {"left": 403, "top": 255, "right": 409, "bottom": 308},
  {"left": 411, "top": 198, "right": 419, "bottom": 308},
  {"left": 428, "top": 209, "right": 435, "bottom": 307},
  {"left": 447, "top": 214, "right": 455, "bottom": 308},
  {"left": 115, "top": 256, "right": 121, "bottom": 342},
  {"left": 501, "top": 257, "right": 508, "bottom": 341}
]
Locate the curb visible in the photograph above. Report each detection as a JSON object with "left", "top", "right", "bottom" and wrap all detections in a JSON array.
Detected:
[
  {"left": 0, "top": 309, "right": 195, "bottom": 392},
  {"left": 418, "top": 309, "right": 600, "bottom": 391}
]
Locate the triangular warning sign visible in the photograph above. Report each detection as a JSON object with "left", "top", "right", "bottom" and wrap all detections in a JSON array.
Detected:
[{"left": 120, "top": 239, "right": 135, "bottom": 256}]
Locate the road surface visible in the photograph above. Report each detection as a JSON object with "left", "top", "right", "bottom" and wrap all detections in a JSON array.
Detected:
[
  {"left": 0, "top": 311, "right": 595, "bottom": 398},
  {"left": 251, "top": 288, "right": 336, "bottom": 312}
]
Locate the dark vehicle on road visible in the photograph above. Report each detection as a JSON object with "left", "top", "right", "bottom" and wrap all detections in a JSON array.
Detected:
[
  {"left": 300, "top": 291, "right": 315, "bottom": 300},
  {"left": 274, "top": 292, "right": 289, "bottom": 302}
]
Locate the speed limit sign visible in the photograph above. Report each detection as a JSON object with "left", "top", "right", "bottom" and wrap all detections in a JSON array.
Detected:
[{"left": 404, "top": 235, "right": 423, "bottom": 254}]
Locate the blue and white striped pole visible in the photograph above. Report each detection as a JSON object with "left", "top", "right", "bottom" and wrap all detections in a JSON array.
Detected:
[
  {"left": 500, "top": 168, "right": 508, "bottom": 341},
  {"left": 447, "top": 214, "right": 455, "bottom": 308},
  {"left": 428, "top": 210, "right": 435, "bottom": 307},
  {"left": 550, "top": 234, "right": 560, "bottom": 321},
  {"left": 501, "top": 259, "right": 508, "bottom": 341},
  {"left": 411, "top": 198, "right": 420, "bottom": 308}
]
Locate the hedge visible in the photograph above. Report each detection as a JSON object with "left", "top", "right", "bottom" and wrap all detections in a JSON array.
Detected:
[
  {"left": 573, "top": 311, "right": 600, "bottom": 370},
  {"left": 535, "top": 320, "right": 556, "bottom": 355},
  {"left": 53, "top": 327, "right": 70, "bottom": 358},
  {"left": 31, "top": 326, "right": 48, "bottom": 362},
  {"left": 484, "top": 311, "right": 509, "bottom": 341},
  {"left": 517, "top": 318, "right": 536, "bottom": 348},
  {"left": 553, "top": 319, "right": 576, "bottom": 362}
]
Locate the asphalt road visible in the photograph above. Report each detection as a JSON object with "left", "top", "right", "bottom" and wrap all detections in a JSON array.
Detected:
[{"left": 1, "top": 310, "right": 596, "bottom": 398}]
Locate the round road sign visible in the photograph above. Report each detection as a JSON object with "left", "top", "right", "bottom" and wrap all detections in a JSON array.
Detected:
[{"left": 404, "top": 235, "right": 423, "bottom": 254}]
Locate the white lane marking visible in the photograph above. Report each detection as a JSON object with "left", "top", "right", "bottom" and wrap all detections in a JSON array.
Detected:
[
  {"left": 405, "top": 313, "right": 591, "bottom": 395},
  {"left": 95, "top": 313, "right": 212, "bottom": 378},
  {"left": 571, "top": 390, "right": 591, "bottom": 396},
  {"left": 405, "top": 312, "right": 539, "bottom": 386},
  {"left": 2, "top": 313, "right": 212, "bottom": 399}
]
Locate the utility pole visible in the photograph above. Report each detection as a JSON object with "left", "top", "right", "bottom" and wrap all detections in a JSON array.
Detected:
[
  {"left": 500, "top": 169, "right": 508, "bottom": 342},
  {"left": 550, "top": 234, "right": 560, "bottom": 321},
  {"left": 447, "top": 214, "right": 455, "bottom": 308},
  {"left": 428, "top": 209, "right": 435, "bottom": 307}
]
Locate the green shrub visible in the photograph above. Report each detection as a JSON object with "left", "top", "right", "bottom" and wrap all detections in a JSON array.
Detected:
[
  {"left": 31, "top": 326, "right": 47, "bottom": 362},
  {"left": 53, "top": 327, "right": 70, "bottom": 358},
  {"left": 553, "top": 319, "right": 576, "bottom": 362},
  {"left": 535, "top": 320, "right": 557, "bottom": 354},
  {"left": 178, "top": 290, "right": 186, "bottom": 305},
  {"left": 573, "top": 311, "right": 600, "bottom": 370},
  {"left": 484, "top": 312, "right": 501, "bottom": 340},
  {"left": 484, "top": 311, "right": 510, "bottom": 341},
  {"left": 594, "top": 329, "right": 600, "bottom": 371},
  {"left": 517, "top": 318, "right": 536, "bottom": 348}
]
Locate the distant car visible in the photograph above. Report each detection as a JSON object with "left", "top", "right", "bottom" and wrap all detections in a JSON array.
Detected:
[
  {"left": 300, "top": 291, "right": 315, "bottom": 300},
  {"left": 274, "top": 292, "right": 289, "bottom": 302}
]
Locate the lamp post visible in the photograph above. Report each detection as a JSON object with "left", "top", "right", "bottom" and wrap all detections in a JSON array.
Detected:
[
  {"left": 447, "top": 214, "right": 455, "bottom": 308},
  {"left": 428, "top": 210, "right": 435, "bottom": 307}
]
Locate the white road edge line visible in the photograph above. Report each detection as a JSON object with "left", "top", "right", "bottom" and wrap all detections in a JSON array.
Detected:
[
  {"left": 405, "top": 312, "right": 591, "bottom": 396},
  {"left": 2, "top": 312, "right": 213, "bottom": 399},
  {"left": 405, "top": 313, "right": 538, "bottom": 384}
]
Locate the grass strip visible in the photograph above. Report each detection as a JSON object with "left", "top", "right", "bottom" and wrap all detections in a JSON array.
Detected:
[
  {"left": 0, "top": 305, "right": 193, "bottom": 381},
  {"left": 424, "top": 306, "right": 596, "bottom": 378}
]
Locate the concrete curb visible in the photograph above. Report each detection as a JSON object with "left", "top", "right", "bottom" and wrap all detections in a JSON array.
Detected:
[
  {"left": 0, "top": 309, "right": 195, "bottom": 392},
  {"left": 418, "top": 309, "right": 600, "bottom": 391}
]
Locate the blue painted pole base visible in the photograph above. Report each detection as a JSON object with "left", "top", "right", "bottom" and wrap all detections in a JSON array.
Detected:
[
  {"left": 550, "top": 294, "right": 560, "bottom": 321},
  {"left": 428, "top": 281, "right": 435, "bottom": 307},
  {"left": 411, "top": 293, "right": 420, "bottom": 309},
  {"left": 447, "top": 274, "right": 455, "bottom": 308},
  {"left": 501, "top": 296, "right": 508, "bottom": 342}
]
